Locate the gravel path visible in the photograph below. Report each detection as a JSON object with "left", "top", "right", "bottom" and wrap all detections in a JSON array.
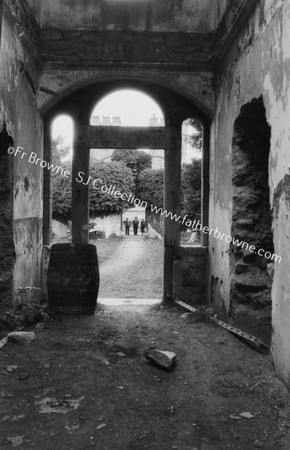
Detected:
[{"left": 96, "top": 236, "right": 163, "bottom": 299}]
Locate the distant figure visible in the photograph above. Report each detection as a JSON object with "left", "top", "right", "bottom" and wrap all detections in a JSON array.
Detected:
[
  {"left": 123, "top": 218, "right": 131, "bottom": 235},
  {"left": 140, "top": 219, "right": 146, "bottom": 235},
  {"left": 132, "top": 217, "right": 139, "bottom": 236}
]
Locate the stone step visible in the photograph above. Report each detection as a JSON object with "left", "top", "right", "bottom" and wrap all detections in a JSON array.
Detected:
[{"left": 233, "top": 276, "right": 267, "bottom": 293}]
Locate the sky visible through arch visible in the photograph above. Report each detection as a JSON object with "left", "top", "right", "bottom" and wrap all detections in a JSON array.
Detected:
[
  {"left": 90, "top": 89, "right": 164, "bottom": 127},
  {"left": 52, "top": 89, "right": 164, "bottom": 140}
]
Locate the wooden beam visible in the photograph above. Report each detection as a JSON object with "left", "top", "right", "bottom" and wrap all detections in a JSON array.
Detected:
[{"left": 84, "top": 126, "right": 169, "bottom": 149}]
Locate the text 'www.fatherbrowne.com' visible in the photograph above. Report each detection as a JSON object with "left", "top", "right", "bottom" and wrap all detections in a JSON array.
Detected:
[
  {"left": 7, "top": 146, "right": 281, "bottom": 263},
  {"left": 150, "top": 204, "right": 281, "bottom": 263}
]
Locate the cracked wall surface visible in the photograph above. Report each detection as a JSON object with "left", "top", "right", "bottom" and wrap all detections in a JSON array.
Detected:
[
  {"left": 210, "top": 0, "right": 290, "bottom": 389},
  {"left": 39, "top": 0, "right": 216, "bottom": 33},
  {"left": 0, "top": 129, "right": 15, "bottom": 304},
  {"left": 0, "top": 0, "right": 43, "bottom": 301}
]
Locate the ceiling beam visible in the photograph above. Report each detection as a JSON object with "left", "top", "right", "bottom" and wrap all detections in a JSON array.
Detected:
[{"left": 83, "top": 126, "right": 168, "bottom": 149}]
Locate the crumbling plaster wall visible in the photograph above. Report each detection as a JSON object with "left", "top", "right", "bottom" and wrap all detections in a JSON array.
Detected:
[
  {"left": 39, "top": 0, "right": 215, "bottom": 33},
  {"left": 214, "top": 0, "right": 229, "bottom": 29},
  {"left": 210, "top": 0, "right": 290, "bottom": 388},
  {"left": 0, "top": 1, "right": 43, "bottom": 298},
  {"left": 26, "top": 0, "right": 40, "bottom": 20}
]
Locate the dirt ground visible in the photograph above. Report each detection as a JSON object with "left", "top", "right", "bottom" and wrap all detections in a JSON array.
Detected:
[
  {"left": 1, "top": 304, "right": 290, "bottom": 450},
  {"left": 1, "top": 236, "right": 290, "bottom": 450}
]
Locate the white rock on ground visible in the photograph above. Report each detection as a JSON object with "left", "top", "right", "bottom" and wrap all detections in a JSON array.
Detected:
[
  {"left": 7, "top": 331, "right": 36, "bottom": 344},
  {"left": 144, "top": 349, "right": 176, "bottom": 370}
]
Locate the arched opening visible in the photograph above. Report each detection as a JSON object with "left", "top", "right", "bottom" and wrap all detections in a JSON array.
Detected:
[
  {"left": 0, "top": 125, "right": 15, "bottom": 306},
  {"left": 43, "top": 79, "right": 211, "bottom": 311},
  {"left": 230, "top": 97, "right": 274, "bottom": 344},
  {"left": 90, "top": 89, "right": 165, "bottom": 127},
  {"left": 88, "top": 89, "right": 166, "bottom": 301},
  {"left": 50, "top": 115, "right": 74, "bottom": 243}
]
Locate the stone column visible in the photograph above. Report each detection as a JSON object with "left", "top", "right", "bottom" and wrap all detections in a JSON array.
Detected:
[
  {"left": 43, "top": 118, "right": 52, "bottom": 245},
  {"left": 72, "top": 124, "right": 90, "bottom": 244},
  {"left": 163, "top": 120, "right": 182, "bottom": 302},
  {"left": 202, "top": 123, "right": 210, "bottom": 246}
]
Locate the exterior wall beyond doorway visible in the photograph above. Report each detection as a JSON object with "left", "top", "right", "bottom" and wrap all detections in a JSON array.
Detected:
[
  {"left": 123, "top": 207, "right": 146, "bottom": 226},
  {"left": 91, "top": 214, "right": 122, "bottom": 238}
]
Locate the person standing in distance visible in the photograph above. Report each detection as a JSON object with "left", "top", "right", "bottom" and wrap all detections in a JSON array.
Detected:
[
  {"left": 132, "top": 217, "right": 139, "bottom": 236},
  {"left": 140, "top": 219, "right": 146, "bottom": 235},
  {"left": 123, "top": 218, "right": 131, "bottom": 235}
]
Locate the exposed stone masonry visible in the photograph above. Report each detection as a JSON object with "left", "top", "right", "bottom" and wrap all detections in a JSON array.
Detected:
[
  {"left": 0, "top": 128, "right": 15, "bottom": 304},
  {"left": 230, "top": 98, "right": 273, "bottom": 311}
]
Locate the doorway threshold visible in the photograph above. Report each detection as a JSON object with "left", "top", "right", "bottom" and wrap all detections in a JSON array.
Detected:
[{"left": 98, "top": 298, "right": 161, "bottom": 306}]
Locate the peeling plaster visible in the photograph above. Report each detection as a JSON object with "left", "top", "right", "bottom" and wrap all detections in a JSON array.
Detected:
[{"left": 211, "top": 0, "right": 290, "bottom": 388}]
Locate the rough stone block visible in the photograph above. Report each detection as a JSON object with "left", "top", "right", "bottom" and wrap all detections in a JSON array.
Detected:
[
  {"left": 0, "top": 272, "right": 13, "bottom": 292},
  {"left": 243, "top": 250, "right": 257, "bottom": 264},
  {"left": 233, "top": 277, "right": 267, "bottom": 293},
  {"left": 236, "top": 219, "right": 255, "bottom": 230},
  {"left": 235, "top": 263, "right": 249, "bottom": 274},
  {"left": 144, "top": 350, "right": 176, "bottom": 371},
  {"left": 173, "top": 246, "right": 208, "bottom": 305}
]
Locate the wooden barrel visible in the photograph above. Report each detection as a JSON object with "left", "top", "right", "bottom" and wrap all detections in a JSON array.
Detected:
[{"left": 47, "top": 244, "right": 99, "bottom": 315}]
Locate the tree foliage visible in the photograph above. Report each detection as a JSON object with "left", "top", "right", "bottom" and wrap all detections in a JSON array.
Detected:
[
  {"left": 111, "top": 149, "right": 152, "bottom": 176},
  {"left": 52, "top": 160, "right": 135, "bottom": 220},
  {"left": 51, "top": 136, "right": 72, "bottom": 166},
  {"left": 51, "top": 141, "right": 201, "bottom": 224},
  {"left": 182, "top": 119, "right": 203, "bottom": 153},
  {"left": 181, "top": 159, "right": 201, "bottom": 222},
  {"left": 89, "top": 161, "right": 135, "bottom": 215},
  {"left": 138, "top": 168, "right": 164, "bottom": 208},
  {"left": 51, "top": 163, "right": 72, "bottom": 220}
]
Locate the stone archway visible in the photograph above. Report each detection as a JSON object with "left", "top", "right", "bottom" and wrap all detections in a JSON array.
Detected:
[
  {"left": 43, "top": 80, "right": 211, "bottom": 306},
  {"left": 39, "top": 73, "right": 214, "bottom": 120}
]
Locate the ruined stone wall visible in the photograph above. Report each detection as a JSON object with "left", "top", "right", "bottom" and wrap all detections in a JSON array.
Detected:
[
  {"left": 37, "top": 0, "right": 216, "bottom": 116},
  {"left": 230, "top": 98, "right": 273, "bottom": 311},
  {"left": 210, "top": 0, "right": 290, "bottom": 388},
  {"left": 173, "top": 246, "right": 208, "bottom": 305},
  {"left": 0, "top": 130, "right": 14, "bottom": 305},
  {"left": 0, "top": 1, "right": 43, "bottom": 301},
  {"left": 39, "top": 0, "right": 216, "bottom": 33}
]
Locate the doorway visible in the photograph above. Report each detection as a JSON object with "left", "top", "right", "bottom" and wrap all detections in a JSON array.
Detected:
[
  {"left": 88, "top": 89, "right": 165, "bottom": 303},
  {"left": 43, "top": 79, "right": 211, "bottom": 307}
]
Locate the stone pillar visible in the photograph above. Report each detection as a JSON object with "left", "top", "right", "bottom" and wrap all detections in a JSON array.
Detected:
[
  {"left": 163, "top": 120, "right": 182, "bottom": 302},
  {"left": 72, "top": 124, "right": 90, "bottom": 244},
  {"left": 202, "top": 123, "right": 210, "bottom": 246},
  {"left": 43, "top": 119, "right": 52, "bottom": 245}
]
